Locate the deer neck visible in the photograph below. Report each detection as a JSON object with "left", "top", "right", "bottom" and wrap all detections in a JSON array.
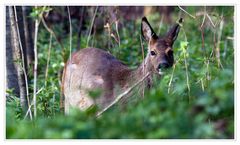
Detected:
[
  {"left": 114, "top": 53, "right": 154, "bottom": 89},
  {"left": 127, "top": 53, "right": 154, "bottom": 88}
]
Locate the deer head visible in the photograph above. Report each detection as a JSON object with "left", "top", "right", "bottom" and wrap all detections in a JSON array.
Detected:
[{"left": 141, "top": 17, "right": 182, "bottom": 75}]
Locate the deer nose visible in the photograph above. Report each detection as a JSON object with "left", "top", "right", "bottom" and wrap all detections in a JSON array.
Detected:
[{"left": 158, "top": 62, "right": 170, "bottom": 70}]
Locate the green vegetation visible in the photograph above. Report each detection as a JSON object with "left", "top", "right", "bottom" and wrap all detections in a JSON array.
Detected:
[{"left": 6, "top": 6, "right": 234, "bottom": 139}]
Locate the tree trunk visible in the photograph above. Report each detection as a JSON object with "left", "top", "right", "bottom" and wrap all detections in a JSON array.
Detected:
[
  {"left": 6, "top": 6, "right": 20, "bottom": 96},
  {"left": 22, "top": 6, "right": 34, "bottom": 69},
  {"left": 8, "top": 6, "right": 28, "bottom": 112},
  {"left": 15, "top": 7, "right": 28, "bottom": 73}
]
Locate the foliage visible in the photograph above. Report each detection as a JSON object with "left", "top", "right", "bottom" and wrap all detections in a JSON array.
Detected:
[{"left": 6, "top": 6, "right": 234, "bottom": 139}]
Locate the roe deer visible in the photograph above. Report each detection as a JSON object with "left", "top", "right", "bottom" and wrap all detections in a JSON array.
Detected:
[{"left": 62, "top": 16, "right": 182, "bottom": 114}]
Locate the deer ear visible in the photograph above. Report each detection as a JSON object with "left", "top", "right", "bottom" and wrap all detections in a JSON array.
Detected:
[
  {"left": 141, "top": 17, "right": 158, "bottom": 42},
  {"left": 165, "top": 18, "right": 183, "bottom": 45}
]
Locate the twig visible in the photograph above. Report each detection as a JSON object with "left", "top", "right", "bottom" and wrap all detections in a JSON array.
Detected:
[
  {"left": 24, "top": 87, "right": 43, "bottom": 119},
  {"left": 168, "top": 63, "right": 176, "bottom": 94},
  {"left": 86, "top": 6, "right": 98, "bottom": 47},
  {"left": 206, "top": 59, "right": 210, "bottom": 81},
  {"left": 200, "top": 6, "right": 206, "bottom": 28},
  {"left": 200, "top": 27, "right": 206, "bottom": 56},
  {"left": 201, "top": 78, "right": 204, "bottom": 91},
  {"left": 210, "top": 31, "right": 215, "bottom": 58},
  {"left": 140, "top": 34, "right": 145, "bottom": 98},
  {"left": 110, "top": 33, "right": 119, "bottom": 44},
  {"left": 96, "top": 72, "right": 150, "bottom": 117},
  {"left": 181, "top": 28, "right": 191, "bottom": 100},
  {"left": 206, "top": 14, "right": 215, "bottom": 28},
  {"left": 13, "top": 6, "right": 32, "bottom": 120},
  {"left": 115, "top": 20, "right": 121, "bottom": 48},
  {"left": 216, "top": 16, "right": 224, "bottom": 68},
  {"left": 104, "top": 22, "right": 113, "bottom": 51},
  {"left": 41, "top": 17, "right": 65, "bottom": 50},
  {"left": 184, "top": 48, "right": 191, "bottom": 99},
  {"left": 157, "top": 14, "right": 164, "bottom": 35},
  {"left": 178, "top": 6, "right": 196, "bottom": 19},
  {"left": 200, "top": 6, "right": 206, "bottom": 56},
  {"left": 196, "top": 77, "right": 205, "bottom": 91},
  {"left": 226, "top": 36, "right": 234, "bottom": 40}
]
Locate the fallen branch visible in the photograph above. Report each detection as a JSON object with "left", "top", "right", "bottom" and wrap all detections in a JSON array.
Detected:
[{"left": 96, "top": 72, "right": 150, "bottom": 117}]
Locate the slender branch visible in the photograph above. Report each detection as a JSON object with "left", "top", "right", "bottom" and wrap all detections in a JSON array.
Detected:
[
  {"left": 206, "top": 59, "right": 210, "bottom": 81},
  {"left": 168, "top": 63, "right": 176, "bottom": 94},
  {"left": 178, "top": 6, "right": 196, "bottom": 19},
  {"left": 200, "top": 6, "right": 206, "bottom": 28},
  {"left": 115, "top": 20, "right": 121, "bottom": 48},
  {"left": 200, "top": 7, "right": 206, "bottom": 56},
  {"left": 216, "top": 16, "right": 224, "bottom": 68},
  {"left": 157, "top": 14, "right": 164, "bottom": 35},
  {"left": 140, "top": 34, "right": 145, "bottom": 98},
  {"left": 24, "top": 87, "right": 43, "bottom": 119},
  {"left": 183, "top": 48, "right": 191, "bottom": 99},
  {"left": 104, "top": 22, "right": 112, "bottom": 51},
  {"left": 226, "top": 36, "right": 234, "bottom": 40},
  {"left": 201, "top": 78, "right": 204, "bottom": 91},
  {"left": 33, "top": 14, "right": 40, "bottom": 118},
  {"left": 96, "top": 72, "right": 150, "bottom": 117},
  {"left": 86, "top": 6, "right": 98, "bottom": 47},
  {"left": 32, "top": 6, "right": 47, "bottom": 118},
  {"left": 13, "top": 6, "right": 32, "bottom": 120},
  {"left": 41, "top": 17, "right": 65, "bottom": 50},
  {"left": 110, "top": 33, "right": 119, "bottom": 44},
  {"left": 181, "top": 27, "right": 191, "bottom": 100},
  {"left": 206, "top": 14, "right": 215, "bottom": 28}
]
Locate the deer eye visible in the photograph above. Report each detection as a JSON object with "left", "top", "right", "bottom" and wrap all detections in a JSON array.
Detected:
[{"left": 150, "top": 51, "right": 156, "bottom": 56}]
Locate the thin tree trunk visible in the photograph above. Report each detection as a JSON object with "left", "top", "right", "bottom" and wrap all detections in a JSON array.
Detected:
[
  {"left": 8, "top": 6, "right": 28, "bottom": 112},
  {"left": 6, "top": 6, "right": 20, "bottom": 96},
  {"left": 33, "top": 10, "right": 40, "bottom": 118}
]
